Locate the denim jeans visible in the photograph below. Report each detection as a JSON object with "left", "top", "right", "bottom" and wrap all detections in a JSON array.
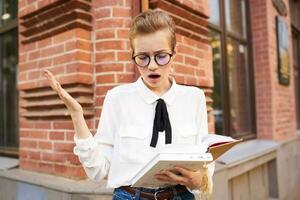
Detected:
[{"left": 112, "top": 185, "right": 195, "bottom": 200}]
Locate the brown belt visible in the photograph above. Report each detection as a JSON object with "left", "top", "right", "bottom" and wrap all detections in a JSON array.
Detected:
[{"left": 120, "top": 184, "right": 188, "bottom": 200}]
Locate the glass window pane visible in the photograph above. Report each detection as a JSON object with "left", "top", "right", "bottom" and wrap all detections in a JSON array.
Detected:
[
  {"left": 0, "top": 28, "right": 19, "bottom": 148},
  {"left": 210, "top": 0, "right": 220, "bottom": 26},
  {"left": 225, "top": 0, "right": 247, "bottom": 37},
  {"left": 292, "top": 33, "right": 300, "bottom": 129},
  {"left": 210, "top": 30, "right": 224, "bottom": 134},
  {"left": 227, "top": 37, "right": 251, "bottom": 135},
  {"left": 0, "top": 0, "right": 17, "bottom": 27}
]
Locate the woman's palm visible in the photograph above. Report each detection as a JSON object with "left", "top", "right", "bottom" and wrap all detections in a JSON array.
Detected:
[{"left": 43, "top": 70, "right": 83, "bottom": 114}]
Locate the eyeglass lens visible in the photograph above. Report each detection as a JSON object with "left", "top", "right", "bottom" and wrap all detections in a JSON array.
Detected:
[{"left": 134, "top": 53, "right": 171, "bottom": 67}]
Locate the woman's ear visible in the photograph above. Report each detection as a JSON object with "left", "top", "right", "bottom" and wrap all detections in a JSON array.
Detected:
[
  {"left": 173, "top": 45, "right": 177, "bottom": 55},
  {"left": 171, "top": 45, "right": 177, "bottom": 62}
]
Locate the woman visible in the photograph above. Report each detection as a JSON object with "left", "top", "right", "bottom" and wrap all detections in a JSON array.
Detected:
[{"left": 44, "top": 9, "right": 214, "bottom": 200}]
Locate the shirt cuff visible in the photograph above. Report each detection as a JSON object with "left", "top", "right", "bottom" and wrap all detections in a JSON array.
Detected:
[{"left": 73, "top": 135, "right": 96, "bottom": 151}]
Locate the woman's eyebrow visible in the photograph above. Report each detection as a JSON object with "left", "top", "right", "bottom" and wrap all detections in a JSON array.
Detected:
[{"left": 136, "top": 49, "right": 168, "bottom": 54}]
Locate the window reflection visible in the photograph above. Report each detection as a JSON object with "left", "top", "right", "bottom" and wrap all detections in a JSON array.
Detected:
[
  {"left": 0, "top": 0, "right": 17, "bottom": 27},
  {"left": 227, "top": 37, "right": 251, "bottom": 135},
  {"left": 210, "top": 31, "right": 224, "bottom": 134},
  {"left": 0, "top": 28, "right": 19, "bottom": 147},
  {"left": 225, "top": 0, "right": 246, "bottom": 37},
  {"left": 210, "top": 0, "right": 220, "bottom": 26}
]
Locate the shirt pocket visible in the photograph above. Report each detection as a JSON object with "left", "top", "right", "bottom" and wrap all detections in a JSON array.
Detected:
[
  {"left": 175, "top": 123, "right": 198, "bottom": 144},
  {"left": 118, "top": 125, "right": 154, "bottom": 164}
]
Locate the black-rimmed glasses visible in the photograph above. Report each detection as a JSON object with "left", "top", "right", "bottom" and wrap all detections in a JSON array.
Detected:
[{"left": 132, "top": 52, "right": 174, "bottom": 68}]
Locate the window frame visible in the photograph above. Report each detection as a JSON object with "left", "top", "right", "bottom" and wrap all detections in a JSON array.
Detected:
[{"left": 208, "top": 0, "right": 256, "bottom": 139}]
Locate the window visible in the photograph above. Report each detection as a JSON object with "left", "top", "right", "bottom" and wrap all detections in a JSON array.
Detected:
[
  {"left": 209, "top": 0, "right": 256, "bottom": 139},
  {"left": 290, "top": 0, "right": 300, "bottom": 129},
  {"left": 0, "top": 0, "right": 18, "bottom": 156}
]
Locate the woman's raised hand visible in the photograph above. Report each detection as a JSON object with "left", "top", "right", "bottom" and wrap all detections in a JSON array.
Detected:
[{"left": 43, "top": 69, "right": 83, "bottom": 114}]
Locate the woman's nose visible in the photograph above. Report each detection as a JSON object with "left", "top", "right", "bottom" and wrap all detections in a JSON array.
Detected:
[{"left": 147, "top": 58, "right": 159, "bottom": 71}]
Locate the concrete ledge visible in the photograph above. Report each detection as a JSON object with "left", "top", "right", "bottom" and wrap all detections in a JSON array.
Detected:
[
  {"left": 216, "top": 139, "right": 279, "bottom": 167},
  {"left": 0, "top": 169, "right": 112, "bottom": 195}
]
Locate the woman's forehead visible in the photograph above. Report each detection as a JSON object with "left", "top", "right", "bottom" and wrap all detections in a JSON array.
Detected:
[{"left": 133, "top": 30, "right": 171, "bottom": 53}]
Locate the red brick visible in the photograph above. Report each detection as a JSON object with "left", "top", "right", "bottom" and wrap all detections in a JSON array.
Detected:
[
  {"left": 66, "top": 153, "right": 81, "bottom": 165},
  {"left": 38, "top": 162, "right": 54, "bottom": 174},
  {"left": 95, "top": 85, "right": 114, "bottom": 95},
  {"left": 94, "top": 7, "right": 111, "bottom": 18},
  {"left": 95, "top": 63, "right": 124, "bottom": 73},
  {"left": 38, "top": 38, "right": 52, "bottom": 48},
  {"left": 38, "top": 0, "right": 52, "bottom": 8},
  {"left": 53, "top": 30, "right": 75, "bottom": 44},
  {"left": 19, "top": 120, "right": 35, "bottom": 128},
  {"left": 96, "top": 40, "right": 126, "bottom": 51},
  {"left": 94, "top": 0, "right": 123, "bottom": 8},
  {"left": 95, "top": 52, "right": 115, "bottom": 63},
  {"left": 40, "top": 45, "right": 64, "bottom": 58},
  {"left": 27, "top": 150, "right": 41, "bottom": 160},
  {"left": 28, "top": 50, "right": 40, "bottom": 61},
  {"left": 58, "top": 73, "right": 93, "bottom": 85},
  {"left": 28, "top": 70, "right": 40, "bottom": 79},
  {"left": 76, "top": 51, "right": 91, "bottom": 62},
  {"left": 117, "top": 51, "right": 131, "bottom": 61},
  {"left": 96, "top": 74, "right": 115, "bottom": 84},
  {"left": 34, "top": 121, "right": 51, "bottom": 129},
  {"left": 53, "top": 53, "right": 75, "bottom": 65},
  {"left": 20, "top": 159, "right": 39, "bottom": 170},
  {"left": 53, "top": 121, "right": 74, "bottom": 130},
  {"left": 19, "top": 61, "right": 38, "bottom": 71},
  {"left": 66, "top": 63, "right": 93, "bottom": 73},
  {"left": 116, "top": 73, "right": 135, "bottom": 83},
  {"left": 96, "top": 18, "right": 125, "bottom": 29},
  {"left": 38, "top": 141, "right": 52, "bottom": 150},
  {"left": 125, "top": 63, "right": 135, "bottom": 72},
  {"left": 74, "top": 28, "right": 91, "bottom": 40},
  {"left": 112, "top": 7, "right": 131, "bottom": 17},
  {"left": 49, "top": 131, "right": 65, "bottom": 140},
  {"left": 65, "top": 131, "right": 75, "bottom": 141},
  {"left": 37, "top": 58, "right": 52, "bottom": 68},
  {"left": 117, "top": 29, "right": 129, "bottom": 39},
  {"left": 53, "top": 142, "right": 75, "bottom": 153},
  {"left": 173, "top": 64, "right": 194, "bottom": 75},
  {"left": 95, "top": 29, "right": 115, "bottom": 40},
  {"left": 185, "top": 56, "right": 199, "bottom": 66},
  {"left": 177, "top": 45, "right": 194, "bottom": 54},
  {"left": 20, "top": 139, "right": 37, "bottom": 148},
  {"left": 20, "top": 130, "right": 48, "bottom": 139},
  {"left": 47, "top": 65, "right": 65, "bottom": 75}
]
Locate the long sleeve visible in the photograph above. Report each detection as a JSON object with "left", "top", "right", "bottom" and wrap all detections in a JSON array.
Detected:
[{"left": 73, "top": 90, "right": 117, "bottom": 182}]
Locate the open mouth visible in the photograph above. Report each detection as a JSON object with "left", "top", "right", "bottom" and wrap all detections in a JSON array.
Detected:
[{"left": 148, "top": 74, "right": 161, "bottom": 79}]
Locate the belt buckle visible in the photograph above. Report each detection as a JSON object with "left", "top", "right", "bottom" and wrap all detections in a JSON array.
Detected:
[{"left": 154, "top": 189, "right": 165, "bottom": 200}]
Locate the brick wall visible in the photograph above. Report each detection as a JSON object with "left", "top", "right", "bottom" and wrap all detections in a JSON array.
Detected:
[
  {"left": 250, "top": 0, "right": 297, "bottom": 140},
  {"left": 17, "top": 0, "right": 213, "bottom": 179}
]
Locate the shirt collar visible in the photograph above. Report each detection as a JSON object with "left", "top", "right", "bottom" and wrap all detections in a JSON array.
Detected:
[{"left": 136, "top": 76, "right": 177, "bottom": 106}]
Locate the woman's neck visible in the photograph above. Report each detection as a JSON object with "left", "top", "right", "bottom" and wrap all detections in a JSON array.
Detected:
[{"left": 149, "top": 77, "right": 172, "bottom": 96}]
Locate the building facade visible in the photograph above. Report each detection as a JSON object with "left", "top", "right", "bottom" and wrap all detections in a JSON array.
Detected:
[{"left": 0, "top": 0, "right": 299, "bottom": 199}]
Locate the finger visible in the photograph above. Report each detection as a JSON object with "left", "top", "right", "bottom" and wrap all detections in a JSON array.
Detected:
[
  {"left": 163, "top": 170, "right": 189, "bottom": 185},
  {"left": 155, "top": 175, "right": 176, "bottom": 184},
  {"left": 174, "top": 167, "right": 193, "bottom": 178}
]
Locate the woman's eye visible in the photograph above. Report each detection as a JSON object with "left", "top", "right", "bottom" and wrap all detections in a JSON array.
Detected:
[
  {"left": 138, "top": 55, "right": 148, "bottom": 60},
  {"left": 157, "top": 54, "right": 167, "bottom": 59}
]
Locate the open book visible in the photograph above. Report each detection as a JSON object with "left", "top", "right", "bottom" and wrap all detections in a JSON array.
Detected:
[
  {"left": 201, "top": 134, "right": 243, "bottom": 160},
  {"left": 131, "top": 134, "right": 242, "bottom": 187}
]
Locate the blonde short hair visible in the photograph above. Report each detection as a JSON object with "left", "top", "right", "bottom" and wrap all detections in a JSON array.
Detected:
[{"left": 129, "top": 9, "right": 176, "bottom": 52}]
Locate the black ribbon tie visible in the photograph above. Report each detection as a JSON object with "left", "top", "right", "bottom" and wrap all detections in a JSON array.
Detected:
[{"left": 150, "top": 98, "right": 172, "bottom": 147}]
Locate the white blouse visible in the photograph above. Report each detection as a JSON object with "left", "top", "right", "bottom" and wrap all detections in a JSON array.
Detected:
[{"left": 73, "top": 76, "right": 215, "bottom": 189}]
